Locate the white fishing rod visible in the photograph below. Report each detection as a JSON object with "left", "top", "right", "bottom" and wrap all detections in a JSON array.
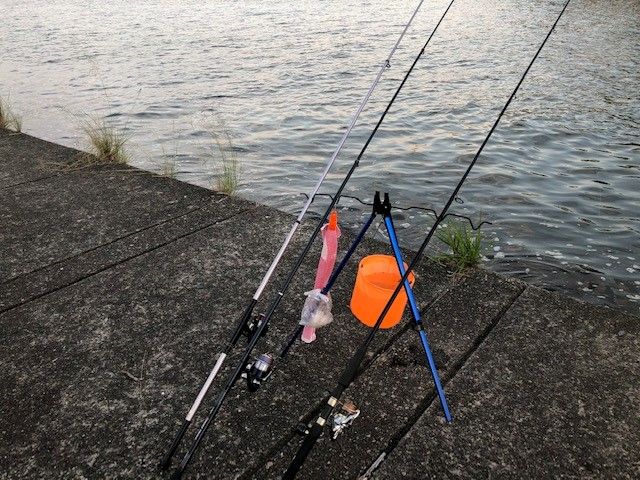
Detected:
[
  {"left": 160, "top": 0, "right": 428, "bottom": 470},
  {"left": 254, "top": 0, "right": 426, "bottom": 301}
]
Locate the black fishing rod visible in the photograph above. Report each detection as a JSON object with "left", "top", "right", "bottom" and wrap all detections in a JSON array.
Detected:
[
  {"left": 164, "top": 2, "right": 457, "bottom": 478},
  {"left": 159, "top": 0, "right": 431, "bottom": 471},
  {"left": 288, "top": 190, "right": 451, "bottom": 421},
  {"left": 282, "top": 1, "right": 572, "bottom": 477}
]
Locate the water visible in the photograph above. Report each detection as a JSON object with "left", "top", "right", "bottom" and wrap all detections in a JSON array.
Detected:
[{"left": 1, "top": 0, "right": 639, "bottom": 314}]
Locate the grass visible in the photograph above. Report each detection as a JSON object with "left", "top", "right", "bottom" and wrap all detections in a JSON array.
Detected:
[
  {"left": 82, "top": 117, "right": 129, "bottom": 164},
  {"left": 436, "top": 220, "right": 483, "bottom": 271},
  {"left": 207, "top": 116, "right": 240, "bottom": 194},
  {"left": 43, "top": 116, "right": 131, "bottom": 172},
  {"left": 161, "top": 159, "right": 177, "bottom": 178},
  {"left": 159, "top": 123, "right": 180, "bottom": 179},
  {"left": 0, "top": 97, "right": 22, "bottom": 132}
]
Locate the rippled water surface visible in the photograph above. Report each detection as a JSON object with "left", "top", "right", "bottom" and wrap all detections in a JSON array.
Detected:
[{"left": 1, "top": 0, "right": 639, "bottom": 313}]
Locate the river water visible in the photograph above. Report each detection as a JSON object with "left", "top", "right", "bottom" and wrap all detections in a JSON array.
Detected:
[{"left": 1, "top": 0, "right": 639, "bottom": 313}]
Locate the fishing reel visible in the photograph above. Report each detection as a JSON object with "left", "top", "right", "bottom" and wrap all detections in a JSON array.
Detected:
[
  {"left": 331, "top": 400, "right": 360, "bottom": 439},
  {"left": 242, "top": 313, "right": 268, "bottom": 342},
  {"left": 295, "top": 400, "right": 360, "bottom": 440},
  {"left": 241, "top": 353, "right": 274, "bottom": 392}
]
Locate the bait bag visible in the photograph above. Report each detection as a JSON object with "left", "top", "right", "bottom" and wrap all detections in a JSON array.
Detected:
[{"left": 299, "top": 289, "right": 333, "bottom": 329}]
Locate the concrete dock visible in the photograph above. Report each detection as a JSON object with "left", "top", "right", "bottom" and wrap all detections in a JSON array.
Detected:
[{"left": 1, "top": 129, "right": 638, "bottom": 479}]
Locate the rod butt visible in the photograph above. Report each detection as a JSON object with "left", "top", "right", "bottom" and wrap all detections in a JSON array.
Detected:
[{"left": 160, "top": 419, "right": 190, "bottom": 470}]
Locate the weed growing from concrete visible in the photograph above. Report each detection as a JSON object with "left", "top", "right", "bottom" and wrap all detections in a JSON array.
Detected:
[
  {"left": 161, "top": 160, "right": 177, "bottom": 178},
  {"left": 82, "top": 117, "right": 129, "bottom": 164},
  {"left": 436, "top": 221, "right": 483, "bottom": 270},
  {"left": 0, "top": 97, "right": 22, "bottom": 132},
  {"left": 159, "top": 130, "right": 180, "bottom": 179},
  {"left": 207, "top": 116, "right": 240, "bottom": 195}
]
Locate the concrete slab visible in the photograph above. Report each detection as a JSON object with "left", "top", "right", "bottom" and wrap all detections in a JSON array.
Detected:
[
  {"left": 373, "top": 287, "right": 640, "bottom": 479},
  {"left": 0, "top": 131, "right": 228, "bottom": 280},
  {"left": 0, "top": 205, "right": 302, "bottom": 479},
  {"left": 0, "top": 199, "right": 453, "bottom": 479},
  {"left": 0, "top": 196, "right": 256, "bottom": 312},
  {"left": 0, "top": 129, "right": 72, "bottom": 188},
  {"left": 252, "top": 269, "right": 525, "bottom": 480}
]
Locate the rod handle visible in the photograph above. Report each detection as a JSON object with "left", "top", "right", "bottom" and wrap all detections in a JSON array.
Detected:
[
  {"left": 282, "top": 422, "right": 323, "bottom": 479},
  {"left": 280, "top": 324, "right": 303, "bottom": 358},
  {"left": 159, "top": 419, "right": 190, "bottom": 470},
  {"left": 229, "top": 299, "right": 257, "bottom": 346}
]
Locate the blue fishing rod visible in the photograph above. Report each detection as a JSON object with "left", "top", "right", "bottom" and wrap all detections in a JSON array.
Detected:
[
  {"left": 282, "top": 0, "right": 572, "bottom": 477},
  {"left": 282, "top": 191, "right": 451, "bottom": 417}
]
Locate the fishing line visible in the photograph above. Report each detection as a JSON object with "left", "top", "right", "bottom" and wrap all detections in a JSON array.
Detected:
[
  {"left": 282, "top": 1, "right": 573, "bottom": 477},
  {"left": 300, "top": 192, "right": 492, "bottom": 230}
]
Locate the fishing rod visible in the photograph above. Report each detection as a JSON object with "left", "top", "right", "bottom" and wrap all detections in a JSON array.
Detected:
[
  {"left": 164, "top": 2, "right": 457, "bottom": 478},
  {"left": 160, "top": 0, "right": 433, "bottom": 472},
  {"left": 282, "top": 0, "right": 572, "bottom": 477}
]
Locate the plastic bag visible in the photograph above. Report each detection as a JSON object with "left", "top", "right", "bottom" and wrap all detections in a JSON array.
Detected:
[{"left": 299, "top": 289, "right": 333, "bottom": 329}]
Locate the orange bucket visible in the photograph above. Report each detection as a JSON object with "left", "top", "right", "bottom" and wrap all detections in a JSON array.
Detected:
[{"left": 350, "top": 255, "right": 415, "bottom": 329}]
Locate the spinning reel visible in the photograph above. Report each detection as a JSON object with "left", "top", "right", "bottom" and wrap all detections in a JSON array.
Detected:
[
  {"left": 296, "top": 399, "right": 360, "bottom": 440},
  {"left": 242, "top": 353, "right": 274, "bottom": 392},
  {"left": 242, "top": 313, "right": 268, "bottom": 341},
  {"left": 330, "top": 400, "right": 360, "bottom": 439},
  {"left": 240, "top": 313, "right": 274, "bottom": 392}
]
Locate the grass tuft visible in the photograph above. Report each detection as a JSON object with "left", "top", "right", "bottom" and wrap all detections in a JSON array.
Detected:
[
  {"left": 207, "top": 116, "right": 240, "bottom": 195},
  {"left": 0, "top": 97, "right": 23, "bottom": 132},
  {"left": 82, "top": 117, "right": 129, "bottom": 164},
  {"left": 436, "top": 221, "right": 483, "bottom": 270},
  {"left": 161, "top": 160, "right": 177, "bottom": 178}
]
